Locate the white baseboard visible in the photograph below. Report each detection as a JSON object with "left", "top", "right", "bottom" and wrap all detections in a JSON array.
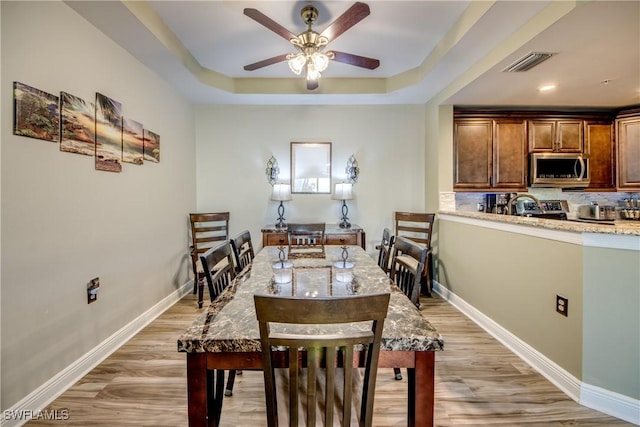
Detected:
[
  {"left": 432, "top": 281, "right": 640, "bottom": 426},
  {"left": 1, "top": 281, "right": 194, "bottom": 427},
  {"left": 581, "top": 383, "right": 640, "bottom": 426}
]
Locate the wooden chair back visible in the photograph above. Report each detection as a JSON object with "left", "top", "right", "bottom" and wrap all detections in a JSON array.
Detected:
[
  {"left": 230, "top": 230, "right": 255, "bottom": 273},
  {"left": 390, "top": 236, "right": 428, "bottom": 307},
  {"left": 199, "top": 242, "right": 236, "bottom": 302},
  {"left": 287, "top": 223, "right": 326, "bottom": 258},
  {"left": 189, "top": 212, "right": 230, "bottom": 272},
  {"left": 394, "top": 212, "right": 435, "bottom": 248},
  {"left": 254, "top": 293, "right": 390, "bottom": 427},
  {"left": 376, "top": 228, "right": 395, "bottom": 275},
  {"left": 394, "top": 212, "right": 435, "bottom": 295}
]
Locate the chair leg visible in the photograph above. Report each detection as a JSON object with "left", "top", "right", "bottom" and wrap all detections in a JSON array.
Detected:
[
  {"left": 197, "top": 273, "right": 205, "bottom": 309},
  {"left": 207, "top": 369, "right": 225, "bottom": 426},
  {"left": 225, "top": 370, "right": 237, "bottom": 397},
  {"left": 394, "top": 367, "right": 403, "bottom": 381}
]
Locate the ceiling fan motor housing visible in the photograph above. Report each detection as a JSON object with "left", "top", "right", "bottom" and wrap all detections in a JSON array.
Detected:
[{"left": 301, "top": 6, "right": 319, "bottom": 26}]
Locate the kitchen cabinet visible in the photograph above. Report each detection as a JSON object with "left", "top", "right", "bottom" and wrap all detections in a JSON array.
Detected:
[
  {"left": 584, "top": 121, "right": 615, "bottom": 191},
  {"left": 453, "top": 119, "right": 527, "bottom": 191},
  {"left": 616, "top": 112, "right": 640, "bottom": 190},
  {"left": 528, "top": 119, "right": 583, "bottom": 152}
]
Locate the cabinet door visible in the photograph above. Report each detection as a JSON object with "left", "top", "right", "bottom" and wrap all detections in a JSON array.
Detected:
[
  {"left": 529, "top": 120, "right": 583, "bottom": 152},
  {"left": 493, "top": 120, "right": 527, "bottom": 190},
  {"left": 556, "top": 120, "right": 583, "bottom": 152},
  {"left": 585, "top": 121, "right": 615, "bottom": 191},
  {"left": 453, "top": 120, "right": 492, "bottom": 190},
  {"left": 617, "top": 117, "right": 640, "bottom": 190},
  {"left": 528, "top": 120, "right": 555, "bottom": 151}
]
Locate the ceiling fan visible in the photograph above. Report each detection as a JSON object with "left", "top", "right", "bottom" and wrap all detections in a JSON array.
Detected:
[{"left": 243, "top": 2, "right": 380, "bottom": 90}]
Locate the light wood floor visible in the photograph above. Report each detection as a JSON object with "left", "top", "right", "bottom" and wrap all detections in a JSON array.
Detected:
[{"left": 28, "top": 293, "right": 631, "bottom": 426}]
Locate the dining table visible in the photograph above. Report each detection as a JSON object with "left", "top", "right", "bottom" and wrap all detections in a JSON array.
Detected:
[{"left": 177, "top": 244, "right": 444, "bottom": 427}]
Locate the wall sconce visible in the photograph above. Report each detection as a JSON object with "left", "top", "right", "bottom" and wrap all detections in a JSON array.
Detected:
[
  {"left": 346, "top": 155, "right": 359, "bottom": 184},
  {"left": 271, "top": 183, "right": 292, "bottom": 228},
  {"left": 265, "top": 155, "right": 280, "bottom": 186},
  {"left": 333, "top": 182, "right": 353, "bottom": 228}
]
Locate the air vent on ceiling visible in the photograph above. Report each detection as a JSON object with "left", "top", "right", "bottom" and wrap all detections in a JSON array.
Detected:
[{"left": 501, "top": 52, "right": 555, "bottom": 72}]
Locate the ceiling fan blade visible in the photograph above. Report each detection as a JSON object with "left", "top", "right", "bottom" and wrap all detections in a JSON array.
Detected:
[
  {"left": 307, "top": 79, "right": 319, "bottom": 91},
  {"left": 328, "top": 51, "right": 380, "bottom": 69},
  {"left": 244, "top": 54, "right": 289, "bottom": 71},
  {"left": 244, "top": 8, "right": 297, "bottom": 42},
  {"left": 320, "top": 2, "right": 370, "bottom": 42}
]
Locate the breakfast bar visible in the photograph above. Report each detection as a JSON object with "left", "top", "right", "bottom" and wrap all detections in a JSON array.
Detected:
[
  {"left": 178, "top": 245, "right": 444, "bottom": 427},
  {"left": 436, "top": 209, "right": 639, "bottom": 414}
]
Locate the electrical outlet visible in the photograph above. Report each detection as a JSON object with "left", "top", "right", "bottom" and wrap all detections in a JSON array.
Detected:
[
  {"left": 556, "top": 295, "right": 568, "bottom": 316},
  {"left": 87, "top": 277, "right": 100, "bottom": 304}
]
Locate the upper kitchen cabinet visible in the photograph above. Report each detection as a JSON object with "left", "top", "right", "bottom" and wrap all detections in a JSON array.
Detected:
[
  {"left": 528, "top": 119, "right": 583, "bottom": 153},
  {"left": 454, "top": 119, "right": 492, "bottom": 190},
  {"left": 584, "top": 120, "right": 615, "bottom": 191},
  {"left": 453, "top": 118, "right": 527, "bottom": 191},
  {"left": 616, "top": 108, "right": 640, "bottom": 191}
]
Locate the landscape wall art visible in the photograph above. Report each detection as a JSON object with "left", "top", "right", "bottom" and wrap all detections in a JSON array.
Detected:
[
  {"left": 13, "top": 82, "right": 60, "bottom": 142},
  {"left": 95, "top": 93, "right": 123, "bottom": 173},
  {"left": 60, "top": 91, "right": 95, "bottom": 156},
  {"left": 143, "top": 129, "right": 160, "bottom": 163},
  {"left": 122, "top": 118, "right": 144, "bottom": 165},
  {"left": 12, "top": 81, "right": 161, "bottom": 173}
]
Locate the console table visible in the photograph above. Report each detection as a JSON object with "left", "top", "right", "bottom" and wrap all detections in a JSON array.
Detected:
[{"left": 261, "top": 223, "right": 366, "bottom": 249}]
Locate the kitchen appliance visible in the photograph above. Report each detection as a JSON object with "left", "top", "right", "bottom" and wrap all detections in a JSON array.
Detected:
[
  {"left": 577, "top": 203, "right": 616, "bottom": 221},
  {"left": 484, "top": 193, "right": 516, "bottom": 214},
  {"left": 514, "top": 199, "right": 569, "bottom": 220},
  {"left": 530, "top": 153, "right": 590, "bottom": 188}
]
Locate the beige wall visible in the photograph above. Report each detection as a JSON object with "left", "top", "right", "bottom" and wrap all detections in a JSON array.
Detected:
[
  {"left": 1, "top": 1, "right": 196, "bottom": 409},
  {"left": 583, "top": 244, "right": 640, "bottom": 399},
  {"left": 437, "top": 219, "right": 584, "bottom": 378},
  {"left": 194, "top": 105, "right": 427, "bottom": 254}
]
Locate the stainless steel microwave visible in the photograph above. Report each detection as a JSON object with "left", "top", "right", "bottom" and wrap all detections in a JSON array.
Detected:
[{"left": 529, "top": 153, "right": 590, "bottom": 188}]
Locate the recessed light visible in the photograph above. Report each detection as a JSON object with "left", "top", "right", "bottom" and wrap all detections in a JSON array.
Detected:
[
  {"left": 539, "top": 85, "right": 556, "bottom": 92},
  {"left": 601, "top": 79, "right": 612, "bottom": 85}
]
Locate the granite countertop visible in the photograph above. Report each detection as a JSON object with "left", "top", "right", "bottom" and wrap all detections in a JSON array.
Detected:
[
  {"left": 178, "top": 246, "right": 444, "bottom": 353},
  {"left": 439, "top": 210, "right": 640, "bottom": 236}
]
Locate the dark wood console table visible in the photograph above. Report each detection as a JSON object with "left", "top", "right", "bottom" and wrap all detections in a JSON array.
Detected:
[{"left": 261, "top": 223, "right": 365, "bottom": 249}]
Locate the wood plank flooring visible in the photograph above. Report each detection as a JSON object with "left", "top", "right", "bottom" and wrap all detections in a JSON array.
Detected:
[{"left": 28, "top": 293, "right": 631, "bottom": 426}]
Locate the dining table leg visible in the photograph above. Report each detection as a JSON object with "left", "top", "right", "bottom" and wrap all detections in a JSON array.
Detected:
[
  {"left": 187, "top": 353, "right": 208, "bottom": 427},
  {"left": 407, "top": 351, "right": 435, "bottom": 427}
]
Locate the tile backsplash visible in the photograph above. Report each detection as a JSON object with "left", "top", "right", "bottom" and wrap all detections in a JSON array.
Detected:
[{"left": 449, "top": 189, "right": 640, "bottom": 219}]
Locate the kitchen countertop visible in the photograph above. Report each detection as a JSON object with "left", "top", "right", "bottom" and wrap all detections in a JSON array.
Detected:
[{"left": 439, "top": 210, "right": 640, "bottom": 236}]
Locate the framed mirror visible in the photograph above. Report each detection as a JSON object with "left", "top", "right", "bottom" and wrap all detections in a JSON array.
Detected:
[{"left": 291, "top": 142, "right": 331, "bottom": 194}]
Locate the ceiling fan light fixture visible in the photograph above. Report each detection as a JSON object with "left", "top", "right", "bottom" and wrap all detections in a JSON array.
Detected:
[
  {"left": 287, "top": 53, "right": 306, "bottom": 75},
  {"left": 311, "top": 52, "right": 330, "bottom": 72},
  {"left": 307, "top": 63, "right": 321, "bottom": 81}
]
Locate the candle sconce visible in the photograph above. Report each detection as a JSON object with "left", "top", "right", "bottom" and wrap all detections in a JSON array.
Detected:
[
  {"left": 346, "top": 155, "right": 359, "bottom": 184},
  {"left": 265, "top": 155, "right": 280, "bottom": 186}
]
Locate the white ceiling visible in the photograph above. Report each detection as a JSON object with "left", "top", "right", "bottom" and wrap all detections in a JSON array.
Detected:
[{"left": 67, "top": 0, "right": 640, "bottom": 107}]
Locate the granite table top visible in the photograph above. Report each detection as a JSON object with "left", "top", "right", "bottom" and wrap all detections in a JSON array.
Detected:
[{"left": 178, "top": 246, "right": 444, "bottom": 354}]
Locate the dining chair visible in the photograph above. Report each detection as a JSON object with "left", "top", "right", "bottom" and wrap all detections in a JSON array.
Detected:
[
  {"left": 254, "top": 293, "right": 390, "bottom": 427},
  {"left": 199, "top": 243, "right": 240, "bottom": 401},
  {"left": 394, "top": 211, "right": 435, "bottom": 295},
  {"left": 230, "top": 230, "right": 255, "bottom": 273},
  {"left": 375, "top": 228, "right": 395, "bottom": 275},
  {"left": 189, "top": 212, "right": 230, "bottom": 307},
  {"left": 388, "top": 236, "right": 428, "bottom": 381},
  {"left": 287, "top": 223, "right": 326, "bottom": 258}
]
